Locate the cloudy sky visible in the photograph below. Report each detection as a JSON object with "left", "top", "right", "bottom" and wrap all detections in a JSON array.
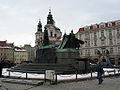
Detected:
[{"left": 0, "top": 0, "right": 120, "bottom": 46}]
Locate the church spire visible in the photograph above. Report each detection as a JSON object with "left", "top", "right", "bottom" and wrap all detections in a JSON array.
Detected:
[
  {"left": 37, "top": 18, "right": 42, "bottom": 32},
  {"left": 47, "top": 9, "right": 55, "bottom": 25},
  {"left": 49, "top": 8, "right": 51, "bottom": 15}
]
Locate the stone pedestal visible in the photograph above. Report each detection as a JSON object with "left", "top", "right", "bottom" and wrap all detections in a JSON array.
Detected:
[
  {"left": 36, "top": 47, "right": 57, "bottom": 63},
  {"left": 56, "top": 49, "right": 79, "bottom": 64}
]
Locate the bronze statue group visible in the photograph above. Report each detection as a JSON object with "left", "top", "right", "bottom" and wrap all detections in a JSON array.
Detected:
[{"left": 0, "top": 30, "right": 105, "bottom": 85}]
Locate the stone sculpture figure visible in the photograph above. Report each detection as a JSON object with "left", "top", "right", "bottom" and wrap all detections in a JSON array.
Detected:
[
  {"left": 61, "top": 30, "right": 84, "bottom": 49},
  {"left": 43, "top": 27, "right": 49, "bottom": 46}
]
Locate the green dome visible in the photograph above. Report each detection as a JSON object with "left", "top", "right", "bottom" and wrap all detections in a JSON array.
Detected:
[
  {"left": 54, "top": 26, "right": 60, "bottom": 31},
  {"left": 44, "top": 24, "right": 60, "bottom": 31}
]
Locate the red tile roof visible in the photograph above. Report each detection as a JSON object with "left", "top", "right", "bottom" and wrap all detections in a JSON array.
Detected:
[{"left": 77, "top": 20, "right": 119, "bottom": 33}]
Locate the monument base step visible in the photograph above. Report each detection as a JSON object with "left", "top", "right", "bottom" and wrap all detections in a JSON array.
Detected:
[{"left": 1, "top": 78, "right": 44, "bottom": 85}]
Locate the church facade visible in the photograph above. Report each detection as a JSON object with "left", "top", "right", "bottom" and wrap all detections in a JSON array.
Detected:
[{"left": 35, "top": 10, "right": 62, "bottom": 47}]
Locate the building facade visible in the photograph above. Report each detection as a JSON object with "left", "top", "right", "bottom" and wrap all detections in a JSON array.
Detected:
[
  {"left": 14, "top": 46, "right": 28, "bottom": 64},
  {"left": 0, "top": 41, "right": 14, "bottom": 63},
  {"left": 35, "top": 10, "right": 62, "bottom": 47},
  {"left": 76, "top": 20, "right": 120, "bottom": 64},
  {"left": 23, "top": 44, "right": 35, "bottom": 62}
]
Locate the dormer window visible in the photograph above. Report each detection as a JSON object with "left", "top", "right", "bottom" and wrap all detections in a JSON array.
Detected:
[
  {"left": 100, "top": 24, "right": 105, "bottom": 28},
  {"left": 108, "top": 23, "right": 112, "bottom": 27}
]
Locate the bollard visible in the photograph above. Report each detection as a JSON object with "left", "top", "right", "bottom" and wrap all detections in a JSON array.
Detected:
[
  {"left": 114, "top": 69, "right": 115, "bottom": 76},
  {"left": 8, "top": 71, "right": 10, "bottom": 77},
  {"left": 118, "top": 69, "right": 120, "bottom": 75},
  {"left": 76, "top": 71, "right": 78, "bottom": 81},
  {"left": 55, "top": 74, "right": 57, "bottom": 84},
  {"left": 91, "top": 69, "right": 92, "bottom": 78},
  {"left": 44, "top": 73, "right": 46, "bottom": 82},
  {"left": 26, "top": 73, "right": 28, "bottom": 78}
]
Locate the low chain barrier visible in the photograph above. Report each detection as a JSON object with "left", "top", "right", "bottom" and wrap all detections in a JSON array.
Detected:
[
  {"left": 58, "top": 74, "right": 75, "bottom": 77},
  {"left": 2, "top": 67, "right": 120, "bottom": 85},
  {"left": 11, "top": 72, "right": 24, "bottom": 75}
]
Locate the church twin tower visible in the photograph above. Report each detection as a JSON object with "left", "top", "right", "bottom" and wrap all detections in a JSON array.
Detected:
[{"left": 35, "top": 10, "right": 62, "bottom": 47}]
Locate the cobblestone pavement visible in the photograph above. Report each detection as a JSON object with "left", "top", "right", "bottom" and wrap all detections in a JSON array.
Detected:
[{"left": 0, "top": 76, "right": 120, "bottom": 90}]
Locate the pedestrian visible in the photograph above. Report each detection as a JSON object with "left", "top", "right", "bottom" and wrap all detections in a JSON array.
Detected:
[
  {"left": 0, "top": 60, "right": 4, "bottom": 77},
  {"left": 96, "top": 62, "right": 104, "bottom": 85}
]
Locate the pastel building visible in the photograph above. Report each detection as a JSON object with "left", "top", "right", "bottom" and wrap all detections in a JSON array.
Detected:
[
  {"left": 76, "top": 20, "right": 120, "bottom": 64},
  {"left": 14, "top": 46, "right": 28, "bottom": 64},
  {"left": 0, "top": 41, "right": 14, "bottom": 63},
  {"left": 23, "top": 44, "right": 35, "bottom": 62}
]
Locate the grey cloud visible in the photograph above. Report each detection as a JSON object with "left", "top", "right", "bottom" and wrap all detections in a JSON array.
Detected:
[{"left": 0, "top": 0, "right": 120, "bottom": 46}]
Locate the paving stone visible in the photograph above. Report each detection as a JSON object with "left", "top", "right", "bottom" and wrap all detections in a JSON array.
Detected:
[
  {"left": 1, "top": 78, "right": 44, "bottom": 85},
  {"left": 0, "top": 76, "right": 120, "bottom": 90}
]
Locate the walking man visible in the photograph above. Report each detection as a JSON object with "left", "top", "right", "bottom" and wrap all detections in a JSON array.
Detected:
[
  {"left": 96, "top": 62, "right": 104, "bottom": 85},
  {"left": 0, "top": 60, "right": 4, "bottom": 77}
]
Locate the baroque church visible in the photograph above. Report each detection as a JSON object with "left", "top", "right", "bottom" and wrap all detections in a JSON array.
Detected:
[{"left": 35, "top": 10, "right": 62, "bottom": 47}]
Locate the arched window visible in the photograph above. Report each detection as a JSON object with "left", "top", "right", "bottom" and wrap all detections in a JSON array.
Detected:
[{"left": 50, "top": 32, "right": 53, "bottom": 37}]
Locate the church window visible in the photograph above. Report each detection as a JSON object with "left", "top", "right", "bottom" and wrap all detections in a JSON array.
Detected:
[
  {"left": 54, "top": 34, "right": 57, "bottom": 37},
  {"left": 36, "top": 35, "right": 39, "bottom": 39},
  {"left": 50, "top": 32, "right": 53, "bottom": 37}
]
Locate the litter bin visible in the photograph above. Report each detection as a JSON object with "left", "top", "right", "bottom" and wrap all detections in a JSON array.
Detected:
[{"left": 45, "top": 70, "right": 56, "bottom": 84}]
